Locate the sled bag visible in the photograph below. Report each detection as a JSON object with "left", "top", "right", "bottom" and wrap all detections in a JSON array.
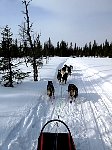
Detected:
[{"left": 37, "top": 132, "right": 76, "bottom": 150}]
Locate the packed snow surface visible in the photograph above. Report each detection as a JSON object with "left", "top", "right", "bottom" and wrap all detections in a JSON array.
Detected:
[{"left": 0, "top": 57, "right": 112, "bottom": 150}]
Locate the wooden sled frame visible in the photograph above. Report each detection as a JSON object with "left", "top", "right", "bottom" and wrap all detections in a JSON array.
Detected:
[{"left": 37, "top": 119, "right": 76, "bottom": 150}]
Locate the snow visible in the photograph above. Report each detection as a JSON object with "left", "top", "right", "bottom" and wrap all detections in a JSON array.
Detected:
[{"left": 0, "top": 56, "right": 112, "bottom": 150}]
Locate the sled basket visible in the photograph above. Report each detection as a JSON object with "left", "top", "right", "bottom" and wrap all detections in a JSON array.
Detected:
[{"left": 37, "top": 119, "right": 76, "bottom": 150}]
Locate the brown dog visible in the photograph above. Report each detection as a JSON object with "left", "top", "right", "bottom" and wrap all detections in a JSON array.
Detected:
[{"left": 68, "top": 84, "right": 78, "bottom": 99}]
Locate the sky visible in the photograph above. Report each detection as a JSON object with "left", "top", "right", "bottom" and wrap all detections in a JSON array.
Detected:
[{"left": 0, "top": 0, "right": 112, "bottom": 47}]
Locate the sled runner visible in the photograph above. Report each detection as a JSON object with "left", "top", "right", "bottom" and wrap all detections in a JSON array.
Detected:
[{"left": 37, "top": 119, "right": 76, "bottom": 150}]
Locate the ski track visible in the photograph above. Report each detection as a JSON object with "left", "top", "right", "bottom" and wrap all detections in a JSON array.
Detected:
[
  {"left": 3, "top": 95, "right": 56, "bottom": 150},
  {"left": 1, "top": 58, "right": 112, "bottom": 150},
  {"left": 71, "top": 70, "right": 104, "bottom": 150},
  {"left": 0, "top": 58, "right": 67, "bottom": 150},
  {"left": 86, "top": 76, "right": 112, "bottom": 148},
  {"left": 75, "top": 64, "right": 112, "bottom": 150}
]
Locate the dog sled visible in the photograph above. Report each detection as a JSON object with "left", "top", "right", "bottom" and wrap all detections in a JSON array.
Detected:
[{"left": 37, "top": 119, "right": 76, "bottom": 150}]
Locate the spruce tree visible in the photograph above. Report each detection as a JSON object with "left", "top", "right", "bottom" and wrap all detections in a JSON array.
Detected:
[{"left": 0, "top": 25, "right": 30, "bottom": 87}]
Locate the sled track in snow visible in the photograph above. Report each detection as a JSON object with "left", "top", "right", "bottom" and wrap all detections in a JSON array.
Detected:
[
  {"left": 87, "top": 75, "right": 112, "bottom": 125},
  {"left": 73, "top": 74, "right": 96, "bottom": 150},
  {"left": 50, "top": 77, "right": 92, "bottom": 149},
  {"left": 88, "top": 71, "right": 112, "bottom": 110},
  {"left": 77, "top": 68, "right": 112, "bottom": 150},
  {"left": 0, "top": 95, "right": 47, "bottom": 150},
  {"left": 85, "top": 76, "right": 112, "bottom": 148},
  {"left": 73, "top": 68, "right": 110, "bottom": 150}
]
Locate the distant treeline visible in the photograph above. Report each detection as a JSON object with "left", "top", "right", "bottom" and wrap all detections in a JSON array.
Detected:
[
  {"left": 0, "top": 25, "right": 112, "bottom": 87},
  {"left": 0, "top": 37, "right": 112, "bottom": 58}
]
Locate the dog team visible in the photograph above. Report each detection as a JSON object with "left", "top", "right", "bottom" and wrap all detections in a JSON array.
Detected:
[{"left": 47, "top": 64, "right": 78, "bottom": 101}]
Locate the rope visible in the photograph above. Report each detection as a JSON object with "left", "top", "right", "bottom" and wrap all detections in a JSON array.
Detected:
[{"left": 56, "top": 84, "right": 68, "bottom": 120}]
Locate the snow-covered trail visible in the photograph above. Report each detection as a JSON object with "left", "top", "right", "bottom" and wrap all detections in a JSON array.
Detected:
[
  {"left": 71, "top": 58, "right": 112, "bottom": 150},
  {"left": 0, "top": 57, "right": 68, "bottom": 150},
  {"left": 0, "top": 57, "right": 112, "bottom": 150},
  {"left": 44, "top": 58, "right": 112, "bottom": 150}
]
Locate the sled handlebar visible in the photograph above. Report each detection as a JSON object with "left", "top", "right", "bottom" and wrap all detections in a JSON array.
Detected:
[{"left": 40, "top": 119, "right": 71, "bottom": 134}]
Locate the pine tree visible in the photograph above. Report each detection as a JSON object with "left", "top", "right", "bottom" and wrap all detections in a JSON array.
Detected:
[
  {"left": 92, "top": 40, "right": 97, "bottom": 57},
  {"left": 60, "top": 40, "right": 68, "bottom": 57},
  {"left": 68, "top": 42, "right": 73, "bottom": 56},
  {"left": 55, "top": 41, "right": 60, "bottom": 56},
  {"left": 0, "top": 25, "right": 13, "bottom": 87},
  {"left": 0, "top": 25, "right": 30, "bottom": 87}
]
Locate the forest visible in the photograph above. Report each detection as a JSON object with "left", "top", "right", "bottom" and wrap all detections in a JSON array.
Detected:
[
  {"left": 0, "top": 24, "right": 112, "bottom": 87},
  {"left": 0, "top": 31, "right": 112, "bottom": 58}
]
